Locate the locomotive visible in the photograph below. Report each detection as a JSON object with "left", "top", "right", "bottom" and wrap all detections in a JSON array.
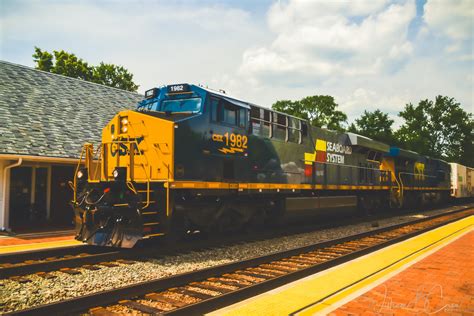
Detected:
[{"left": 72, "top": 84, "right": 451, "bottom": 248}]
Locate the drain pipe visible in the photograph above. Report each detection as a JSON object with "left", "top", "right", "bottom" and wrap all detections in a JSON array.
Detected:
[{"left": 1, "top": 158, "right": 23, "bottom": 232}]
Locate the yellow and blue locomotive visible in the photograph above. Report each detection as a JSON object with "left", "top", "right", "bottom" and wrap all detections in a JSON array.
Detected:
[{"left": 72, "top": 84, "right": 451, "bottom": 247}]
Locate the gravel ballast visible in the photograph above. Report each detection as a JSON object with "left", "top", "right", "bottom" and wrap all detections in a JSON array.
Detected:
[{"left": 0, "top": 206, "right": 464, "bottom": 313}]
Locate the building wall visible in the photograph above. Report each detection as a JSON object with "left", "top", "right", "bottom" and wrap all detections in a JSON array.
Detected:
[
  {"left": 0, "top": 157, "right": 76, "bottom": 231},
  {"left": 0, "top": 159, "right": 5, "bottom": 230}
]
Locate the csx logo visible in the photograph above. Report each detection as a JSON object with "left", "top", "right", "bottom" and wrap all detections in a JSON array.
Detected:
[{"left": 110, "top": 137, "right": 144, "bottom": 157}]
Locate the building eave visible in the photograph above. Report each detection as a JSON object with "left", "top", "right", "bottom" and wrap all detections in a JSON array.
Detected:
[{"left": 0, "top": 154, "right": 78, "bottom": 164}]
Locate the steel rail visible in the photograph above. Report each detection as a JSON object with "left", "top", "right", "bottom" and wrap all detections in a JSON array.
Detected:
[
  {"left": 6, "top": 205, "right": 472, "bottom": 316},
  {"left": 0, "top": 247, "right": 132, "bottom": 279}
]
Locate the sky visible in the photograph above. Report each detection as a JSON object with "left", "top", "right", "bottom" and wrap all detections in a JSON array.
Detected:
[{"left": 1, "top": 0, "right": 472, "bottom": 126}]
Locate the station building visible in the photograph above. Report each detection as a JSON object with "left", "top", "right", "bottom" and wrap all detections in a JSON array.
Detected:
[{"left": 0, "top": 61, "right": 142, "bottom": 232}]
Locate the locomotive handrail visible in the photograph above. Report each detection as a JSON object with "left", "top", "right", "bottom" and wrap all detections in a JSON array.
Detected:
[
  {"left": 73, "top": 145, "right": 88, "bottom": 204},
  {"left": 302, "top": 159, "right": 393, "bottom": 187},
  {"left": 89, "top": 144, "right": 102, "bottom": 182},
  {"left": 398, "top": 171, "right": 438, "bottom": 198}
]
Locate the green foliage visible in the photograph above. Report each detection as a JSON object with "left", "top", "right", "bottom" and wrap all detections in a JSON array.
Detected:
[
  {"left": 32, "top": 47, "right": 138, "bottom": 92},
  {"left": 348, "top": 109, "right": 395, "bottom": 145},
  {"left": 272, "top": 95, "right": 347, "bottom": 131},
  {"left": 32, "top": 47, "right": 53, "bottom": 72},
  {"left": 92, "top": 62, "right": 138, "bottom": 92},
  {"left": 395, "top": 96, "right": 473, "bottom": 166}
]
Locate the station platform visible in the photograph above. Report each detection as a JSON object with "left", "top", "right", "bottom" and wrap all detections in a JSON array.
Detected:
[
  {"left": 211, "top": 215, "right": 473, "bottom": 315},
  {"left": 0, "top": 229, "right": 79, "bottom": 254}
]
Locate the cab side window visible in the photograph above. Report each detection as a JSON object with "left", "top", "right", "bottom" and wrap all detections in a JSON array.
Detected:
[
  {"left": 210, "top": 97, "right": 247, "bottom": 128},
  {"left": 210, "top": 97, "right": 219, "bottom": 122},
  {"left": 222, "top": 102, "right": 238, "bottom": 125}
]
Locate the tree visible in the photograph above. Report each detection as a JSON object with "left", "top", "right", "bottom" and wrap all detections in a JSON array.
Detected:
[
  {"left": 348, "top": 109, "right": 395, "bottom": 145},
  {"left": 395, "top": 96, "right": 473, "bottom": 166},
  {"left": 33, "top": 47, "right": 138, "bottom": 92},
  {"left": 272, "top": 95, "right": 347, "bottom": 131},
  {"left": 92, "top": 62, "right": 138, "bottom": 92}
]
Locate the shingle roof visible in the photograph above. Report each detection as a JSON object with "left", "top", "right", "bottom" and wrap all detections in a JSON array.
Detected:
[{"left": 0, "top": 61, "right": 143, "bottom": 159}]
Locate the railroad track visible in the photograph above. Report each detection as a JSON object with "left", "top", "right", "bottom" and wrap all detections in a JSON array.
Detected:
[
  {"left": 8, "top": 206, "right": 472, "bottom": 316},
  {"left": 4, "top": 202, "right": 468, "bottom": 282},
  {"left": 0, "top": 245, "right": 139, "bottom": 280}
]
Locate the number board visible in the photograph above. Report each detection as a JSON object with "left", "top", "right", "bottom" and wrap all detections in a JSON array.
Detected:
[
  {"left": 167, "top": 84, "right": 191, "bottom": 93},
  {"left": 145, "top": 88, "right": 158, "bottom": 99}
]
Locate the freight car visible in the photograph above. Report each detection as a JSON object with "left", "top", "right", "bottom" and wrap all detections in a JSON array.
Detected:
[
  {"left": 450, "top": 163, "right": 474, "bottom": 198},
  {"left": 72, "top": 84, "right": 452, "bottom": 247}
]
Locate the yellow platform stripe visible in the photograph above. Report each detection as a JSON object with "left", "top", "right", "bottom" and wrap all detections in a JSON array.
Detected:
[
  {"left": 211, "top": 215, "right": 473, "bottom": 316},
  {"left": 0, "top": 239, "right": 82, "bottom": 255}
]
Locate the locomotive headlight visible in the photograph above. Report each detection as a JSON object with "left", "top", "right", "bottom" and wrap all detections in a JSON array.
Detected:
[
  {"left": 120, "top": 116, "right": 129, "bottom": 134},
  {"left": 76, "top": 168, "right": 88, "bottom": 183},
  {"left": 112, "top": 167, "right": 127, "bottom": 182}
]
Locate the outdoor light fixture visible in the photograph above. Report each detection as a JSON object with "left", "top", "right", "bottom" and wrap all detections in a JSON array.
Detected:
[{"left": 120, "top": 116, "right": 129, "bottom": 134}]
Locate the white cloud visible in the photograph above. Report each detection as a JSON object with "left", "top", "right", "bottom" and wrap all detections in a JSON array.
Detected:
[
  {"left": 0, "top": 1, "right": 265, "bottom": 93},
  {"left": 424, "top": 0, "right": 474, "bottom": 40},
  {"left": 239, "top": 0, "right": 416, "bottom": 83},
  {"left": 1, "top": 0, "right": 471, "bottom": 127}
]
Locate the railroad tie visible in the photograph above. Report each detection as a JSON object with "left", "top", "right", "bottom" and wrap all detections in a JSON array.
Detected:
[
  {"left": 116, "top": 259, "right": 136, "bottom": 265},
  {"left": 99, "top": 262, "right": 119, "bottom": 268},
  {"left": 250, "top": 267, "right": 286, "bottom": 276},
  {"left": 223, "top": 273, "right": 261, "bottom": 283},
  {"left": 82, "top": 265, "right": 102, "bottom": 271},
  {"left": 169, "top": 287, "right": 213, "bottom": 300},
  {"left": 89, "top": 306, "right": 119, "bottom": 315},
  {"left": 245, "top": 268, "right": 280, "bottom": 278},
  {"left": 207, "top": 278, "right": 247, "bottom": 288},
  {"left": 235, "top": 270, "right": 271, "bottom": 280},
  {"left": 0, "top": 263, "right": 14, "bottom": 268},
  {"left": 45, "top": 257, "right": 58, "bottom": 261},
  {"left": 145, "top": 293, "right": 188, "bottom": 307},
  {"left": 119, "top": 300, "right": 165, "bottom": 315},
  {"left": 35, "top": 272, "right": 57, "bottom": 279},
  {"left": 190, "top": 282, "right": 231, "bottom": 293},
  {"left": 59, "top": 268, "right": 81, "bottom": 275},
  {"left": 8, "top": 276, "right": 31, "bottom": 283}
]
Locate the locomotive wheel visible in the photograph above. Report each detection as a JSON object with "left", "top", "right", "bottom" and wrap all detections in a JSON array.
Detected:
[
  {"left": 216, "top": 209, "right": 241, "bottom": 233},
  {"left": 164, "top": 211, "right": 187, "bottom": 244}
]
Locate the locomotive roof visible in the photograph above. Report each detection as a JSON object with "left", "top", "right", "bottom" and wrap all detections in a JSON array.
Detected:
[
  {"left": 0, "top": 60, "right": 142, "bottom": 159},
  {"left": 195, "top": 84, "right": 307, "bottom": 122}
]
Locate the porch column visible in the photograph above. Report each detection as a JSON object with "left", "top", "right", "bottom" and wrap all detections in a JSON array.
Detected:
[{"left": 0, "top": 160, "right": 6, "bottom": 230}]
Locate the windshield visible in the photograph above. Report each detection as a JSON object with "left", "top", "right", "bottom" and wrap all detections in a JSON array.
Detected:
[{"left": 160, "top": 98, "right": 202, "bottom": 113}]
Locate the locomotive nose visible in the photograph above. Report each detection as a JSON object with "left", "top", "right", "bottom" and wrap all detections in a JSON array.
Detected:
[{"left": 73, "top": 110, "right": 175, "bottom": 247}]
